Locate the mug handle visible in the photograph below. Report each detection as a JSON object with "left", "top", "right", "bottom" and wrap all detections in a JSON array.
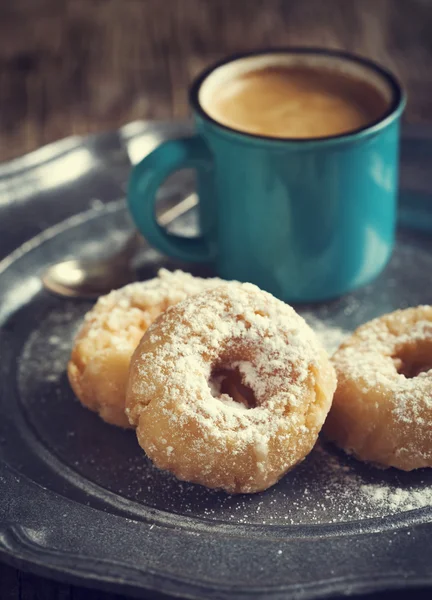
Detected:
[{"left": 127, "top": 135, "right": 214, "bottom": 263}]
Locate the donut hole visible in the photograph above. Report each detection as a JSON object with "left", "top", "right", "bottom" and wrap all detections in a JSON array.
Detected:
[
  {"left": 209, "top": 367, "right": 257, "bottom": 409},
  {"left": 393, "top": 340, "right": 432, "bottom": 378}
]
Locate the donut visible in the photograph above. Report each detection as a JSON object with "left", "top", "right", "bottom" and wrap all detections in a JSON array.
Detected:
[
  {"left": 324, "top": 306, "right": 432, "bottom": 470},
  {"left": 68, "top": 269, "right": 226, "bottom": 428},
  {"left": 126, "top": 283, "right": 336, "bottom": 493}
]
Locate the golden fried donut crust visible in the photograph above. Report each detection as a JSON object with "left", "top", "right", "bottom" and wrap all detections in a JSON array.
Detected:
[
  {"left": 324, "top": 306, "right": 432, "bottom": 470},
  {"left": 68, "top": 269, "right": 226, "bottom": 427},
  {"left": 126, "top": 283, "right": 336, "bottom": 493}
]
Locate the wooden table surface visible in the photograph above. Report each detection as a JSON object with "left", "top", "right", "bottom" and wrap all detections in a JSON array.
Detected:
[
  {"left": 1, "top": 0, "right": 432, "bottom": 162},
  {"left": 1, "top": 0, "right": 432, "bottom": 597},
  {"left": 1, "top": 559, "right": 432, "bottom": 600}
]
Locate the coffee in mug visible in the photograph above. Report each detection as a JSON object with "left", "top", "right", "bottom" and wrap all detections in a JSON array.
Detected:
[
  {"left": 202, "top": 65, "right": 389, "bottom": 139},
  {"left": 128, "top": 49, "right": 406, "bottom": 302}
]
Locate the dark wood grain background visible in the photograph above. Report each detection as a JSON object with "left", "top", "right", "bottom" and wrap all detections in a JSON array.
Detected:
[
  {"left": 1, "top": 0, "right": 432, "bottom": 161},
  {"left": 1, "top": 0, "right": 432, "bottom": 597}
]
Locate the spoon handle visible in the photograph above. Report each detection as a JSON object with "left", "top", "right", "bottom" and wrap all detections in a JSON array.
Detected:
[{"left": 107, "top": 193, "right": 199, "bottom": 266}]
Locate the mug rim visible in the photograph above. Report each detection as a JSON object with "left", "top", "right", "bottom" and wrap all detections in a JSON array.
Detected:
[{"left": 189, "top": 47, "right": 406, "bottom": 145}]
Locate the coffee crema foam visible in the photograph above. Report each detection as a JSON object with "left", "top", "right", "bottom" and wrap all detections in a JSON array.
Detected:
[{"left": 203, "top": 66, "right": 389, "bottom": 139}]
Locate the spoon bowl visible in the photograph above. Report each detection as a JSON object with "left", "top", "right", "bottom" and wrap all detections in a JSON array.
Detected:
[{"left": 42, "top": 194, "right": 198, "bottom": 299}]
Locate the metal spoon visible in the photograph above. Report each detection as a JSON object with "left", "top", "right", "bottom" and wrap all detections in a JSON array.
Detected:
[{"left": 42, "top": 193, "right": 198, "bottom": 299}]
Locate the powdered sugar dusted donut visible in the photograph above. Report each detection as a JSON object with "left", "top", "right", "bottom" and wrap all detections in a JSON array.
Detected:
[
  {"left": 68, "top": 269, "right": 226, "bottom": 428},
  {"left": 126, "top": 283, "right": 336, "bottom": 493},
  {"left": 325, "top": 306, "right": 432, "bottom": 470}
]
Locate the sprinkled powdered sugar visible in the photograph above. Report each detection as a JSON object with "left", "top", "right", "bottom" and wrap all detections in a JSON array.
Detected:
[
  {"left": 334, "top": 308, "right": 432, "bottom": 422},
  {"left": 82, "top": 268, "right": 229, "bottom": 352},
  {"left": 329, "top": 306, "right": 432, "bottom": 470},
  {"left": 68, "top": 268, "right": 236, "bottom": 427},
  {"left": 128, "top": 283, "right": 336, "bottom": 492},
  {"left": 18, "top": 293, "right": 432, "bottom": 522},
  {"left": 132, "top": 283, "right": 319, "bottom": 431},
  {"left": 300, "top": 313, "right": 348, "bottom": 353},
  {"left": 360, "top": 481, "right": 432, "bottom": 511},
  {"left": 9, "top": 199, "right": 432, "bottom": 524}
]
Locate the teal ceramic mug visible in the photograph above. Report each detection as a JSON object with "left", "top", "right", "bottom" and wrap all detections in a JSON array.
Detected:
[{"left": 128, "top": 49, "right": 406, "bottom": 302}]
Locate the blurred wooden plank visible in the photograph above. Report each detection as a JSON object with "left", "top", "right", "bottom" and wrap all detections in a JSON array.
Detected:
[
  {"left": 0, "top": 561, "right": 133, "bottom": 599},
  {"left": 0, "top": 563, "right": 70, "bottom": 600},
  {"left": 1, "top": 0, "right": 431, "bottom": 160},
  {"left": 0, "top": 0, "right": 431, "bottom": 149}
]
